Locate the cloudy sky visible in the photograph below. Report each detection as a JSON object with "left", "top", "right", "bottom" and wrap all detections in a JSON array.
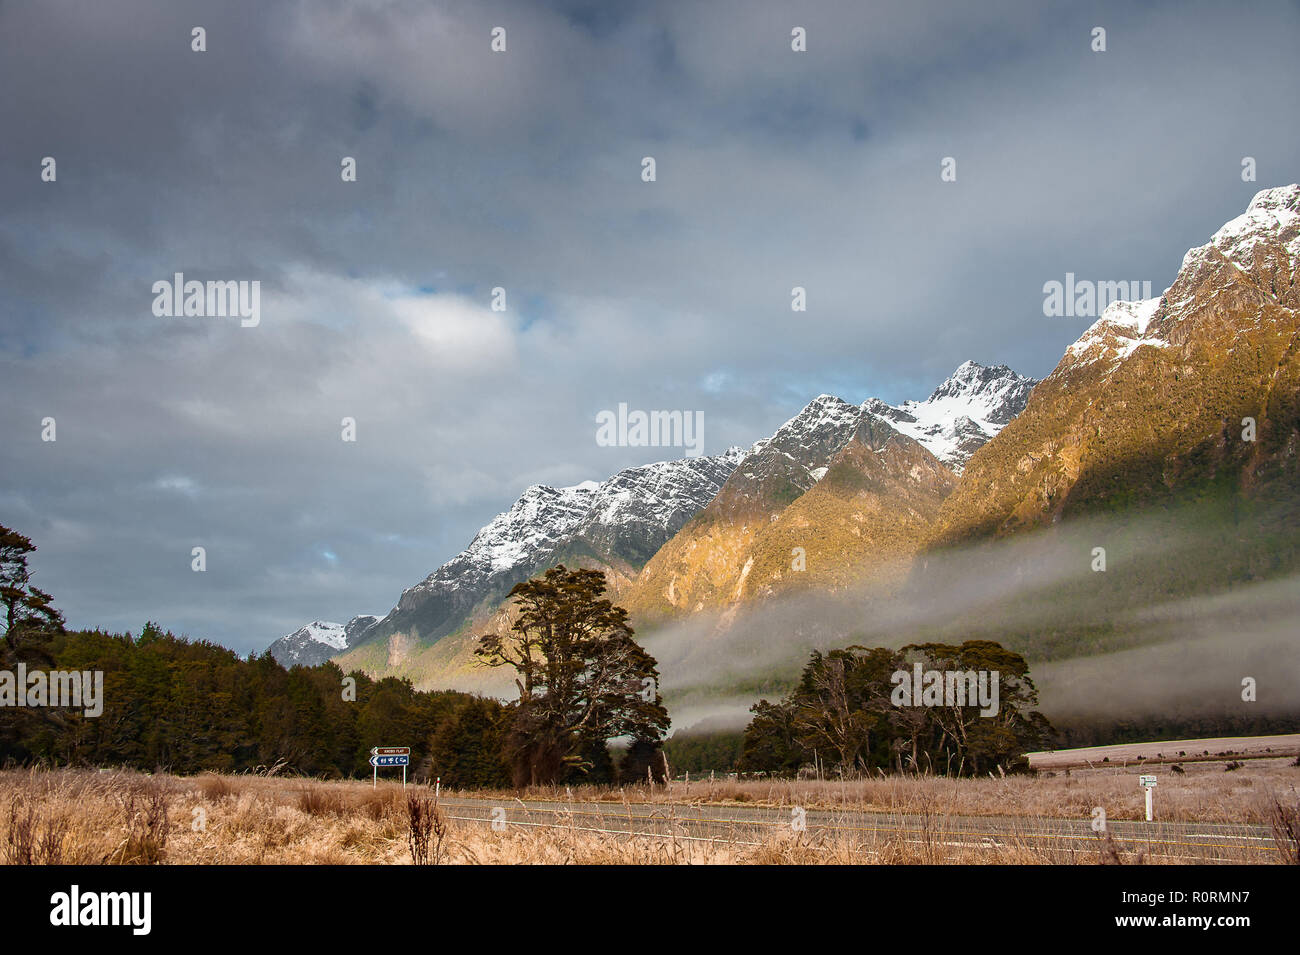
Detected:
[{"left": 1, "top": 0, "right": 1297, "bottom": 655}]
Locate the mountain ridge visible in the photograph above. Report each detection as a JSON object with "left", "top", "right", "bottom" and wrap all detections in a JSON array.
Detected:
[
  {"left": 276, "top": 362, "right": 1035, "bottom": 687},
  {"left": 621, "top": 362, "right": 1034, "bottom": 628},
  {"left": 267, "top": 614, "right": 380, "bottom": 668}
]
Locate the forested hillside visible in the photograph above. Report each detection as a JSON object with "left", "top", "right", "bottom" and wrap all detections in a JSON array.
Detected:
[{"left": 1, "top": 621, "right": 510, "bottom": 783}]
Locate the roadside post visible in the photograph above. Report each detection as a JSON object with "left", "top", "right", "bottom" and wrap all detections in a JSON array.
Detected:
[
  {"left": 1139, "top": 774, "right": 1157, "bottom": 821},
  {"left": 370, "top": 746, "right": 411, "bottom": 789}
]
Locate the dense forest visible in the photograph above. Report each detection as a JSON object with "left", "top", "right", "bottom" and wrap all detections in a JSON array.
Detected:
[
  {"left": 1, "top": 621, "right": 507, "bottom": 784},
  {"left": 666, "top": 712, "right": 1300, "bottom": 777},
  {"left": 6, "top": 520, "right": 1296, "bottom": 785},
  {"left": 0, "top": 621, "right": 679, "bottom": 788},
  {"left": 1, "top": 526, "right": 667, "bottom": 786},
  {"left": 737, "top": 641, "right": 1053, "bottom": 777},
  {"left": 662, "top": 725, "right": 746, "bottom": 775}
]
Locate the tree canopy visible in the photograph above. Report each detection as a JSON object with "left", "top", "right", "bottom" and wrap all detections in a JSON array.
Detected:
[
  {"left": 740, "top": 640, "right": 1053, "bottom": 777},
  {"left": 1, "top": 523, "right": 65, "bottom": 660},
  {"left": 476, "top": 565, "right": 670, "bottom": 785}
]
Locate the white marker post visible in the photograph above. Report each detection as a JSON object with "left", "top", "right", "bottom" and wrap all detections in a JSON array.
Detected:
[{"left": 1139, "top": 774, "right": 1157, "bottom": 821}]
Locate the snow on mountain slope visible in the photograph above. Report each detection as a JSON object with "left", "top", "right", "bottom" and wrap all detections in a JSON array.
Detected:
[
  {"left": 414, "top": 450, "right": 746, "bottom": 600},
  {"left": 624, "top": 365, "right": 1035, "bottom": 625},
  {"left": 355, "top": 449, "right": 747, "bottom": 649},
  {"left": 316, "top": 365, "right": 1036, "bottom": 663},
  {"left": 573, "top": 450, "right": 747, "bottom": 564},
  {"left": 1060, "top": 185, "right": 1300, "bottom": 379},
  {"left": 934, "top": 184, "right": 1300, "bottom": 544},
  {"left": 267, "top": 614, "right": 379, "bottom": 667},
  {"left": 458, "top": 480, "right": 603, "bottom": 577},
  {"left": 1199, "top": 183, "right": 1300, "bottom": 276},
  {"left": 1065, "top": 298, "right": 1166, "bottom": 368},
  {"left": 717, "top": 395, "right": 867, "bottom": 511},
  {"left": 861, "top": 362, "right": 1038, "bottom": 470},
  {"left": 1163, "top": 184, "right": 1300, "bottom": 313},
  {"left": 299, "top": 621, "right": 348, "bottom": 651}
]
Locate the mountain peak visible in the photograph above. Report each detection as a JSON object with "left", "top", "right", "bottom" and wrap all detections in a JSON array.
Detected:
[
  {"left": 1175, "top": 183, "right": 1300, "bottom": 285},
  {"left": 1245, "top": 183, "right": 1300, "bottom": 216},
  {"left": 265, "top": 614, "right": 380, "bottom": 668},
  {"left": 349, "top": 448, "right": 747, "bottom": 650},
  {"left": 1212, "top": 184, "right": 1299, "bottom": 249},
  {"left": 805, "top": 393, "right": 859, "bottom": 413},
  {"left": 1064, "top": 297, "right": 1166, "bottom": 369},
  {"left": 744, "top": 394, "right": 856, "bottom": 451},
  {"left": 863, "top": 362, "right": 1037, "bottom": 469},
  {"left": 937, "top": 184, "right": 1300, "bottom": 547},
  {"left": 926, "top": 361, "right": 1026, "bottom": 403}
]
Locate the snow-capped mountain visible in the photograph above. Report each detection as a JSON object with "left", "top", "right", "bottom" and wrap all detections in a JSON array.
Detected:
[
  {"left": 333, "top": 361, "right": 1034, "bottom": 663},
  {"left": 280, "top": 187, "right": 1300, "bottom": 705},
  {"left": 862, "top": 362, "right": 1038, "bottom": 470},
  {"left": 308, "top": 362, "right": 1035, "bottom": 678},
  {"left": 571, "top": 451, "right": 749, "bottom": 565},
  {"left": 1063, "top": 298, "right": 1165, "bottom": 368},
  {"left": 714, "top": 394, "right": 867, "bottom": 518},
  {"left": 267, "top": 614, "right": 379, "bottom": 667},
  {"left": 1181, "top": 183, "right": 1300, "bottom": 289},
  {"left": 623, "top": 361, "right": 1035, "bottom": 626},
  {"left": 935, "top": 183, "right": 1300, "bottom": 543},
  {"left": 708, "top": 363, "right": 1033, "bottom": 517},
  {"left": 348, "top": 449, "right": 746, "bottom": 654},
  {"left": 1061, "top": 185, "right": 1299, "bottom": 378}
]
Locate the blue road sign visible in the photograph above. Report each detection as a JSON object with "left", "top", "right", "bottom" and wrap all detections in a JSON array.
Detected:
[{"left": 370, "top": 754, "right": 409, "bottom": 767}]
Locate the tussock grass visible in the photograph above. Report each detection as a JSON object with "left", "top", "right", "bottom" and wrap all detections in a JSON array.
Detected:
[
  {"left": 467, "top": 756, "right": 1299, "bottom": 825},
  {"left": 0, "top": 766, "right": 1290, "bottom": 864}
]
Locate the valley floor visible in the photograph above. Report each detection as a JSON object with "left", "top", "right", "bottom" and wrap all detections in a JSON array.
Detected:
[{"left": 1, "top": 758, "right": 1296, "bottom": 865}]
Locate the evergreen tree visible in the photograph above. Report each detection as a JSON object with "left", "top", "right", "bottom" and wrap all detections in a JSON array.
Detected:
[
  {"left": 0, "top": 523, "right": 64, "bottom": 660},
  {"left": 617, "top": 737, "right": 667, "bottom": 785},
  {"left": 476, "top": 565, "right": 670, "bottom": 786},
  {"left": 427, "top": 696, "right": 511, "bottom": 789}
]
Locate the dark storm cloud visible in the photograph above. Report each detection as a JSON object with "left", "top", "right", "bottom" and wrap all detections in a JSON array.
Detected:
[{"left": 1, "top": 0, "right": 1297, "bottom": 652}]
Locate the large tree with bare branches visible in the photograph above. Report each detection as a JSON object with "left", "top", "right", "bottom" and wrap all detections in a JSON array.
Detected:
[{"left": 475, "top": 565, "right": 669, "bottom": 786}]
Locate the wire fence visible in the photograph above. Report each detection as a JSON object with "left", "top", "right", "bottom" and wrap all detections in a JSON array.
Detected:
[{"left": 435, "top": 798, "right": 1278, "bottom": 863}]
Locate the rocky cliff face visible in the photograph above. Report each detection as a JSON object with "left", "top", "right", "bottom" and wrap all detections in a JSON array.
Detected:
[
  {"left": 319, "top": 188, "right": 1300, "bottom": 712},
  {"left": 932, "top": 184, "right": 1300, "bottom": 544},
  {"left": 865, "top": 361, "right": 1037, "bottom": 471},
  {"left": 331, "top": 450, "right": 745, "bottom": 682},
  {"left": 722, "top": 415, "right": 958, "bottom": 608},
  {"left": 622, "top": 363, "right": 1031, "bottom": 628},
  {"left": 310, "top": 362, "right": 1032, "bottom": 686}
]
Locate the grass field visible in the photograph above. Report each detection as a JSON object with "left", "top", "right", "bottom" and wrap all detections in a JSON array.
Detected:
[
  {"left": 453, "top": 757, "right": 1300, "bottom": 828},
  {"left": 2, "top": 757, "right": 1297, "bottom": 865},
  {"left": 1026, "top": 734, "right": 1300, "bottom": 769}
]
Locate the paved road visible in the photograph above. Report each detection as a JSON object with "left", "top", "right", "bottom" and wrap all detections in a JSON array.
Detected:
[{"left": 438, "top": 796, "right": 1277, "bottom": 863}]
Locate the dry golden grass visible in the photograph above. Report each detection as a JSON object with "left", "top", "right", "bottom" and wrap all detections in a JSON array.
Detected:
[
  {"left": 1, "top": 764, "right": 1293, "bottom": 865},
  {"left": 475, "top": 756, "right": 1300, "bottom": 825}
]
